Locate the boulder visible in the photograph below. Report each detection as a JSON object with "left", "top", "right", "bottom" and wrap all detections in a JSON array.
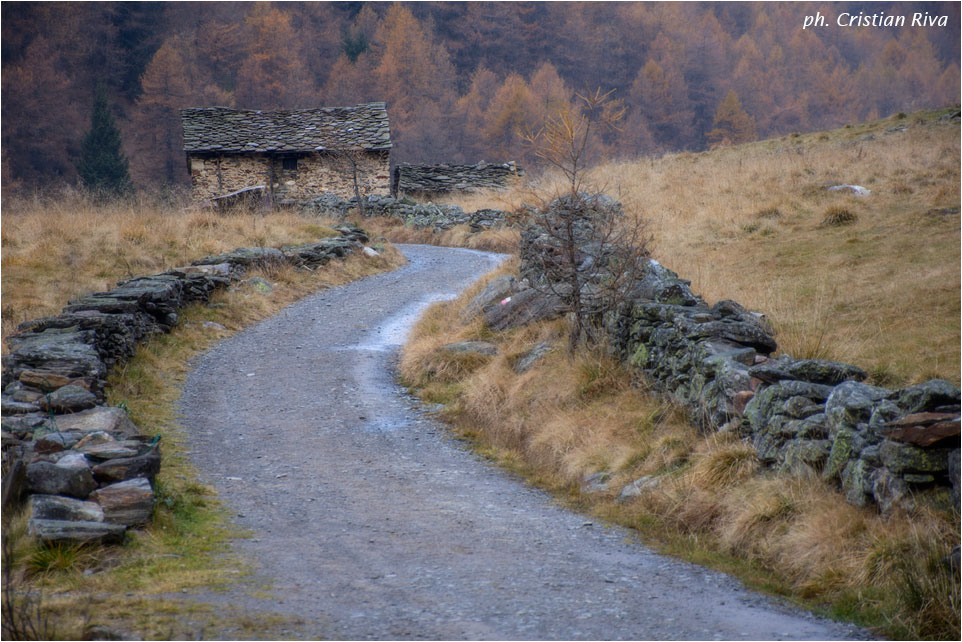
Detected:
[
  {"left": 882, "top": 413, "right": 960, "bottom": 447},
  {"left": 192, "top": 246, "right": 285, "bottom": 269},
  {"left": 439, "top": 341, "right": 499, "bottom": 357},
  {"left": 81, "top": 441, "right": 142, "bottom": 460},
  {"left": 55, "top": 452, "right": 93, "bottom": 469},
  {"left": 90, "top": 478, "right": 154, "bottom": 526},
  {"left": 514, "top": 342, "right": 553, "bottom": 373},
  {"left": 35, "top": 432, "right": 83, "bottom": 454},
  {"left": 582, "top": 472, "right": 611, "bottom": 493},
  {"left": 825, "top": 381, "right": 891, "bottom": 437},
  {"left": 41, "top": 385, "right": 98, "bottom": 413},
  {"left": 1, "top": 397, "right": 41, "bottom": 415},
  {"left": 460, "top": 276, "right": 519, "bottom": 322},
  {"left": 483, "top": 289, "right": 565, "bottom": 331},
  {"left": 616, "top": 476, "right": 661, "bottom": 502},
  {"left": 879, "top": 441, "right": 952, "bottom": 474},
  {"left": 749, "top": 359, "right": 866, "bottom": 386},
  {"left": 54, "top": 407, "right": 141, "bottom": 439},
  {"left": 895, "top": 379, "right": 961, "bottom": 414}
]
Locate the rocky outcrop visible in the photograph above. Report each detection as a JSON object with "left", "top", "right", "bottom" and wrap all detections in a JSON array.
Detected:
[
  {"left": 392, "top": 161, "right": 523, "bottom": 197},
  {"left": 2, "top": 224, "right": 375, "bottom": 543},
  {"left": 301, "top": 192, "right": 510, "bottom": 232},
  {"left": 512, "top": 195, "right": 960, "bottom": 513}
]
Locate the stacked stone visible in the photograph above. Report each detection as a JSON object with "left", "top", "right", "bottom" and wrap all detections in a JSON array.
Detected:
[
  {"left": 301, "top": 192, "right": 510, "bottom": 232},
  {"left": 513, "top": 195, "right": 961, "bottom": 513},
  {"left": 2, "top": 225, "right": 373, "bottom": 543},
  {"left": 393, "top": 161, "right": 524, "bottom": 196}
]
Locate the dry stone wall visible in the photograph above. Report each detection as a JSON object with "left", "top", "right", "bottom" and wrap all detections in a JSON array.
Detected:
[
  {"left": 1, "top": 225, "right": 371, "bottom": 544},
  {"left": 509, "top": 195, "right": 961, "bottom": 513},
  {"left": 392, "top": 161, "right": 524, "bottom": 198},
  {"left": 302, "top": 192, "right": 510, "bottom": 232}
]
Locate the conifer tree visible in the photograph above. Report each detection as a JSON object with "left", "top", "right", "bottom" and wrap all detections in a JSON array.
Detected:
[
  {"left": 706, "top": 89, "right": 757, "bottom": 146},
  {"left": 75, "top": 86, "right": 132, "bottom": 196}
]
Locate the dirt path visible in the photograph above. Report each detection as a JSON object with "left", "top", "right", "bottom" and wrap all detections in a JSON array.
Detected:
[{"left": 179, "top": 244, "right": 867, "bottom": 640}]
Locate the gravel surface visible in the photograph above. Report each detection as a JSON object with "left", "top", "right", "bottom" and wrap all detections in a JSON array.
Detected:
[{"left": 179, "top": 244, "right": 869, "bottom": 640}]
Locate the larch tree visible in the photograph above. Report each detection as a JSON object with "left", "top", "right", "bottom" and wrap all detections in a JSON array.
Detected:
[
  {"left": 371, "top": 3, "right": 458, "bottom": 160},
  {"left": 629, "top": 56, "right": 695, "bottom": 151},
  {"left": 234, "top": 4, "right": 314, "bottom": 109},
  {"left": 128, "top": 38, "right": 192, "bottom": 187},
  {"left": 1, "top": 35, "right": 84, "bottom": 187},
  {"left": 450, "top": 65, "right": 501, "bottom": 162},
  {"left": 482, "top": 73, "right": 532, "bottom": 162},
  {"left": 706, "top": 89, "right": 757, "bottom": 147}
]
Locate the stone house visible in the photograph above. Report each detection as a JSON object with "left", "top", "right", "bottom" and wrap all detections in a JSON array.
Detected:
[{"left": 180, "top": 102, "right": 392, "bottom": 204}]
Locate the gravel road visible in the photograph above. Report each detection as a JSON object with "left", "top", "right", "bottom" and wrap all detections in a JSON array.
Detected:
[{"left": 179, "top": 244, "right": 868, "bottom": 640}]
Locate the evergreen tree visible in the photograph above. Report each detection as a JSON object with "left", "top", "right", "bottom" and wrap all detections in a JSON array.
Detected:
[{"left": 75, "top": 86, "right": 132, "bottom": 196}]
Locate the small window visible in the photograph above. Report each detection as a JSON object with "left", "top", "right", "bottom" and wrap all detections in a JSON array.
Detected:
[{"left": 282, "top": 157, "right": 298, "bottom": 171}]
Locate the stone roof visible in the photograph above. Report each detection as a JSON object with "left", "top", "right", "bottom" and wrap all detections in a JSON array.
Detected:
[
  {"left": 394, "top": 162, "right": 524, "bottom": 194},
  {"left": 181, "top": 102, "right": 391, "bottom": 154}
]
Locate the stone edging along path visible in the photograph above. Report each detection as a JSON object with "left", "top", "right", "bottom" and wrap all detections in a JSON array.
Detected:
[{"left": 0, "top": 224, "right": 372, "bottom": 544}]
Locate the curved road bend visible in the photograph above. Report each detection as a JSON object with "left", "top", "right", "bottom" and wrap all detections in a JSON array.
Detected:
[{"left": 179, "top": 244, "right": 867, "bottom": 640}]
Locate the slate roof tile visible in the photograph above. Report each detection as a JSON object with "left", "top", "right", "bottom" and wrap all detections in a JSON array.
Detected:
[{"left": 181, "top": 103, "right": 392, "bottom": 154}]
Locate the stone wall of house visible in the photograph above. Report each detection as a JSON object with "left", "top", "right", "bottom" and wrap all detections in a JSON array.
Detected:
[{"left": 189, "top": 152, "right": 391, "bottom": 203}]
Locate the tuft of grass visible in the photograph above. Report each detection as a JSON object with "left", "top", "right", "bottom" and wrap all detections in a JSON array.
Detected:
[{"left": 820, "top": 206, "right": 858, "bottom": 227}]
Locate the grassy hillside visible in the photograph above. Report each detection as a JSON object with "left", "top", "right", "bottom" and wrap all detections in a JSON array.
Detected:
[{"left": 437, "top": 107, "right": 960, "bottom": 386}]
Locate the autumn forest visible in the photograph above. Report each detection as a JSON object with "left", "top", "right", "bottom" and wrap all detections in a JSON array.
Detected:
[{"left": 2, "top": 1, "right": 959, "bottom": 192}]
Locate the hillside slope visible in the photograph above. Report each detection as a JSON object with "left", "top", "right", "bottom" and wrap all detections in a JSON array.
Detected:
[{"left": 601, "top": 107, "right": 960, "bottom": 385}]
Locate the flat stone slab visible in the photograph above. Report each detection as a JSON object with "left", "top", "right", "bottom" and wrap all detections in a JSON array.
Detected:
[
  {"left": 28, "top": 518, "right": 125, "bottom": 545},
  {"left": 30, "top": 494, "right": 105, "bottom": 522},
  {"left": 54, "top": 407, "right": 141, "bottom": 439}
]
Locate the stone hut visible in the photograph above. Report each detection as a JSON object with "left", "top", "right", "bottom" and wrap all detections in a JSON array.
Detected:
[
  {"left": 392, "top": 161, "right": 524, "bottom": 199},
  {"left": 181, "top": 102, "right": 392, "bottom": 205}
]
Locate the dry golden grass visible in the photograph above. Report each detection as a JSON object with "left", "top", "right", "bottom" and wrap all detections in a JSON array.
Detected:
[
  {"left": 1, "top": 191, "right": 363, "bottom": 347},
  {"left": 493, "top": 108, "right": 961, "bottom": 385},
  {"left": 400, "top": 242, "right": 959, "bottom": 639}
]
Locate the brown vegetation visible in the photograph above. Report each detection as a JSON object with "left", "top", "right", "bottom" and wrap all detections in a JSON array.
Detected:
[{"left": 3, "top": 3, "right": 958, "bottom": 189}]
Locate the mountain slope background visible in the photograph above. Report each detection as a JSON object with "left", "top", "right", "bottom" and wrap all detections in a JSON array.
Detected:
[{"left": 2, "top": 1, "right": 959, "bottom": 190}]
